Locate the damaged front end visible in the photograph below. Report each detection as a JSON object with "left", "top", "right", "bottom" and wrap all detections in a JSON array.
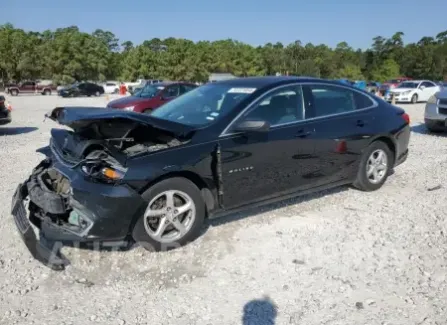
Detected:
[{"left": 12, "top": 106, "right": 195, "bottom": 270}]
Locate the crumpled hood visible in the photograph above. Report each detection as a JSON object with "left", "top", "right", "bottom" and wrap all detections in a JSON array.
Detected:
[{"left": 46, "top": 106, "right": 196, "bottom": 138}]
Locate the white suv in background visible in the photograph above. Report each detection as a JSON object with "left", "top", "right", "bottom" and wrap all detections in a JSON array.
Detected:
[{"left": 385, "top": 80, "right": 441, "bottom": 104}]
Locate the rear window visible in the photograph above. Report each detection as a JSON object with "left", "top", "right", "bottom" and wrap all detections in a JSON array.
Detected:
[
  {"left": 353, "top": 92, "right": 374, "bottom": 109},
  {"left": 309, "top": 85, "right": 355, "bottom": 117}
]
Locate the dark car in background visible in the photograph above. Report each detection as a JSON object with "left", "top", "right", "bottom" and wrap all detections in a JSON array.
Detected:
[
  {"left": 107, "top": 81, "right": 197, "bottom": 114},
  {"left": 11, "top": 76, "right": 410, "bottom": 270},
  {"left": 0, "top": 95, "right": 11, "bottom": 125},
  {"left": 58, "top": 82, "right": 105, "bottom": 97}
]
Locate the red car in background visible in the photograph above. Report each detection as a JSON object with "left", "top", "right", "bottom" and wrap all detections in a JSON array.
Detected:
[
  {"left": 107, "top": 81, "right": 197, "bottom": 114},
  {"left": 379, "top": 77, "right": 413, "bottom": 95}
]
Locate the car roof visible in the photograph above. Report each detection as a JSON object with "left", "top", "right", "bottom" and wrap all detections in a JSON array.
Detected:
[
  {"left": 151, "top": 81, "right": 195, "bottom": 87},
  {"left": 213, "top": 76, "right": 334, "bottom": 88}
]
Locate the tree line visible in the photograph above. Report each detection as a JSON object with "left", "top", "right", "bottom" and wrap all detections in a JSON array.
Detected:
[{"left": 0, "top": 23, "right": 446, "bottom": 84}]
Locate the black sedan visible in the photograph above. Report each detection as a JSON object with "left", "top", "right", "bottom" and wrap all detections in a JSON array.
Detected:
[
  {"left": 0, "top": 96, "right": 11, "bottom": 125},
  {"left": 11, "top": 77, "right": 410, "bottom": 270},
  {"left": 58, "top": 82, "right": 104, "bottom": 97}
]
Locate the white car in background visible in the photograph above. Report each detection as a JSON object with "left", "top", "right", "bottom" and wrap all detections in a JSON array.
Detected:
[
  {"left": 385, "top": 80, "right": 441, "bottom": 104},
  {"left": 102, "top": 81, "right": 120, "bottom": 94}
]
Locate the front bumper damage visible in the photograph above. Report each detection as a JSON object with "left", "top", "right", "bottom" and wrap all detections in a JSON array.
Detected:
[{"left": 11, "top": 158, "right": 146, "bottom": 271}]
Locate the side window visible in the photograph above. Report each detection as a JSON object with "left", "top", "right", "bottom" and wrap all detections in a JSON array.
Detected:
[
  {"left": 238, "top": 85, "right": 304, "bottom": 127},
  {"left": 180, "top": 84, "right": 197, "bottom": 94},
  {"left": 422, "top": 81, "right": 435, "bottom": 88},
  {"left": 353, "top": 92, "right": 375, "bottom": 110},
  {"left": 164, "top": 85, "right": 180, "bottom": 98},
  {"left": 305, "top": 84, "right": 356, "bottom": 118}
]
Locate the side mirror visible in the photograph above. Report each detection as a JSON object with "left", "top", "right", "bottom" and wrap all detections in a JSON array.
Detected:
[
  {"left": 234, "top": 120, "right": 270, "bottom": 133},
  {"left": 420, "top": 85, "right": 426, "bottom": 90}
]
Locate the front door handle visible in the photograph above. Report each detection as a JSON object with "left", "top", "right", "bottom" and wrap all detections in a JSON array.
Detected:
[{"left": 295, "top": 129, "right": 314, "bottom": 138}]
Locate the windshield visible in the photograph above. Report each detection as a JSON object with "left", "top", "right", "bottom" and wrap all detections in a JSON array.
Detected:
[
  {"left": 134, "top": 84, "right": 164, "bottom": 98},
  {"left": 397, "top": 82, "right": 418, "bottom": 88},
  {"left": 150, "top": 84, "right": 256, "bottom": 126}
]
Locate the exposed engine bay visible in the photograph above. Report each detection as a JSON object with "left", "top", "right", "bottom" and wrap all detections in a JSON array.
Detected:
[{"left": 50, "top": 117, "right": 190, "bottom": 170}]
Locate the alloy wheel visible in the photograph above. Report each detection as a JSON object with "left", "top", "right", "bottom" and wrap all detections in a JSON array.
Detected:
[
  {"left": 143, "top": 190, "right": 196, "bottom": 243},
  {"left": 366, "top": 149, "right": 388, "bottom": 184}
]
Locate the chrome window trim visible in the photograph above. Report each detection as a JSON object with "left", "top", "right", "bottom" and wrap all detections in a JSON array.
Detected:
[{"left": 219, "top": 81, "right": 379, "bottom": 138}]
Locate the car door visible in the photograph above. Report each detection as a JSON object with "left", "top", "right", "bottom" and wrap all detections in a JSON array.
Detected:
[
  {"left": 21, "top": 81, "right": 35, "bottom": 93},
  {"left": 420, "top": 81, "right": 439, "bottom": 101},
  {"left": 299, "top": 83, "right": 377, "bottom": 186},
  {"left": 76, "top": 83, "right": 87, "bottom": 96},
  {"left": 218, "top": 84, "right": 319, "bottom": 209},
  {"left": 418, "top": 81, "right": 433, "bottom": 101}
]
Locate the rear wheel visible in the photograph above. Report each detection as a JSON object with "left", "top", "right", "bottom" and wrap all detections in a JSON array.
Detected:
[
  {"left": 132, "top": 177, "right": 206, "bottom": 251},
  {"left": 43, "top": 89, "right": 51, "bottom": 96},
  {"left": 353, "top": 141, "right": 393, "bottom": 191},
  {"left": 411, "top": 94, "right": 418, "bottom": 104},
  {"left": 95, "top": 91, "right": 100, "bottom": 97}
]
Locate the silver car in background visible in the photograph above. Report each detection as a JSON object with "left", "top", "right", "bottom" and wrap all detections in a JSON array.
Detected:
[{"left": 425, "top": 90, "right": 447, "bottom": 132}]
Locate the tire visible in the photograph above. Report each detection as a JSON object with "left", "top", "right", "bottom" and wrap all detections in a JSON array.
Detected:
[
  {"left": 143, "top": 109, "right": 152, "bottom": 115},
  {"left": 411, "top": 94, "right": 418, "bottom": 104},
  {"left": 132, "top": 177, "right": 206, "bottom": 251},
  {"left": 95, "top": 91, "right": 100, "bottom": 97},
  {"left": 10, "top": 89, "right": 19, "bottom": 96},
  {"left": 43, "top": 89, "right": 51, "bottom": 96},
  {"left": 353, "top": 141, "right": 393, "bottom": 192}
]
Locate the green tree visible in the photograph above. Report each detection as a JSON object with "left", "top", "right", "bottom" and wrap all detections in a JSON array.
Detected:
[
  {"left": 371, "top": 59, "right": 400, "bottom": 82},
  {"left": 0, "top": 23, "right": 446, "bottom": 84}
]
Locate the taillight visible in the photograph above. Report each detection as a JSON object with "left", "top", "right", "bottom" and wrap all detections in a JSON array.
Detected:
[{"left": 401, "top": 113, "right": 410, "bottom": 124}]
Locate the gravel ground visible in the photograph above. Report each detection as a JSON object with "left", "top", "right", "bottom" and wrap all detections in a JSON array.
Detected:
[{"left": 0, "top": 94, "right": 446, "bottom": 325}]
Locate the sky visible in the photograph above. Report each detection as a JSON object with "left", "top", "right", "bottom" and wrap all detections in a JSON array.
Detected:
[{"left": 1, "top": 0, "right": 446, "bottom": 49}]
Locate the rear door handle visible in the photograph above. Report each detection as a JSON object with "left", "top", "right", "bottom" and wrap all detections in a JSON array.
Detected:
[
  {"left": 356, "top": 120, "right": 366, "bottom": 127},
  {"left": 295, "top": 129, "right": 314, "bottom": 138}
]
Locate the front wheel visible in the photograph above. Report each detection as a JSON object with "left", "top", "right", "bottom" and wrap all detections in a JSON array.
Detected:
[
  {"left": 132, "top": 177, "right": 206, "bottom": 251},
  {"left": 353, "top": 141, "right": 393, "bottom": 192},
  {"left": 411, "top": 94, "right": 418, "bottom": 104}
]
